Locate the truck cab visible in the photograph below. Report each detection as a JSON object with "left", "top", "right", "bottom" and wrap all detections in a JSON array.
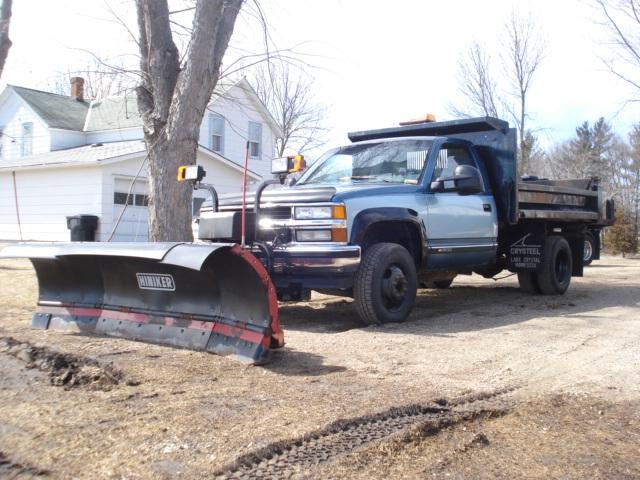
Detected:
[{"left": 197, "top": 117, "right": 613, "bottom": 325}]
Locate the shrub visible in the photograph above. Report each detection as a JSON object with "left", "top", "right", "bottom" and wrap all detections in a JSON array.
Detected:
[{"left": 604, "top": 209, "right": 638, "bottom": 256}]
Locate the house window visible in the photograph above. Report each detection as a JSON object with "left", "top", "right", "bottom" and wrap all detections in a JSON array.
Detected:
[
  {"left": 114, "top": 192, "right": 133, "bottom": 205},
  {"left": 135, "top": 194, "right": 149, "bottom": 206},
  {"left": 248, "top": 121, "right": 262, "bottom": 158},
  {"left": 209, "top": 114, "right": 225, "bottom": 153},
  {"left": 21, "top": 122, "right": 33, "bottom": 157},
  {"left": 114, "top": 192, "right": 148, "bottom": 206}
]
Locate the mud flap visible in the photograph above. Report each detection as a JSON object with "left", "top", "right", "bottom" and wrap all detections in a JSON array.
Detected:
[{"left": 0, "top": 242, "right": 284, "bottom": 364}]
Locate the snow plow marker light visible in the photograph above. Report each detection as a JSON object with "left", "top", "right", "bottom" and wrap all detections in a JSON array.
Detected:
[
  {"left": 177, "top": 165, "right": 206, "bottom": 182},
  {"left": 399, "top": 114, "right": 437, "bottom": 126},
  {"left": 271, "top": 155, "right": 306, "bottom": 174},
  {"left": 291, "top": 154, "right": 306, "bottom": 173}
]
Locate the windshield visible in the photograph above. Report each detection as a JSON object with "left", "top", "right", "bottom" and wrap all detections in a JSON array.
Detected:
[{"left": 298, "top": 139, "right": 432, "bottom": 185}]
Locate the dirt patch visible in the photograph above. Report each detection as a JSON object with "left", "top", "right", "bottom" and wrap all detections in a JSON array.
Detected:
[
  {"left": 0, "top": 255, "right": 639, "bottom": 478},
  {"left": 317, "top": 393, "right": 640, "bottom": 479},
  {"left": 0, "top": 336, "right": 132, "bottom": 391}
]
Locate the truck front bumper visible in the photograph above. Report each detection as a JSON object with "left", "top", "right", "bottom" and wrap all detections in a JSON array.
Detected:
[{"left": 265, "top": 244, "right": 361, "bottom": 290}]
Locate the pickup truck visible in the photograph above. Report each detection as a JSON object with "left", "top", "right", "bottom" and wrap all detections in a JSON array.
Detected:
[{"left": 196, "top": 117, "right": 614, "bottom": 325}]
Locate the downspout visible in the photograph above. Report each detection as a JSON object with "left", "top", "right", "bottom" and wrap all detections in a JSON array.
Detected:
[{"left": 12, "top": 170, "right": 23, "bottom": 241}]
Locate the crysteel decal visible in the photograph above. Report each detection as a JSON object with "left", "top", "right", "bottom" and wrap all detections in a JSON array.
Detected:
[
  {"left": 509, "top": 234, "right": 543, "bottom": 270},
  {"left": 136, "top": 273, "right": 176, "bottom": 291}
]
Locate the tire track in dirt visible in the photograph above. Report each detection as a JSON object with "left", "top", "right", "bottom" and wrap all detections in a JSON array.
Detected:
[{"left": 214, "top": 388, "right": 515, "bottom": 479}]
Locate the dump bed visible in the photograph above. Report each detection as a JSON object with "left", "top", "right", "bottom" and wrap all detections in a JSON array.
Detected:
[{"left": 517, "top": 177, "right": 612, "bottom": 224}]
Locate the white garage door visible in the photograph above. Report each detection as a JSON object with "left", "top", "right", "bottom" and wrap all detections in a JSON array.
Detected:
[{"left": 111, "top": 178, "right": 149, "bottom": 242}]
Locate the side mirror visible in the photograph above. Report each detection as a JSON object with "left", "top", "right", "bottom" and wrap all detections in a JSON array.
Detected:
[
  {"left": 429, "top": 165, "right": 483, "bottom": 195},
  {"left": 453, "top": 165, "right": 483, "bottom": 195},
  {"left": 430, "top": 179, "right": 444, "bottom": 192}
]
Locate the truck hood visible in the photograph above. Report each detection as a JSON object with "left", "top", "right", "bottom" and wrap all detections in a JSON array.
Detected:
[{"left": 215, "top": 182, "right": 422, "bottom": 208}]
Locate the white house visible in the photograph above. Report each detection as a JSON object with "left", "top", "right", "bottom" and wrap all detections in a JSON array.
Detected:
[{"left": 0, "top": 78, "right": 281, "bottom": 241}]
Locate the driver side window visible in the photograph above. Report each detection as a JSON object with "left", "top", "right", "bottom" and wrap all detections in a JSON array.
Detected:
[{"left": 431, "top": 145, "right": 476, "bottom": 181}]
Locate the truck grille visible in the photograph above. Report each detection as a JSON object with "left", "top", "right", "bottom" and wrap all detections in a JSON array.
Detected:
[{"left": 259, "top": 206, "right": 293, "bottom": 220}]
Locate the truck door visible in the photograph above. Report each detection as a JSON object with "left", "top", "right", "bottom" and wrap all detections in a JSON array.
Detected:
[{"left": 424, "top": 142, "right": 498, "bottom": 269}]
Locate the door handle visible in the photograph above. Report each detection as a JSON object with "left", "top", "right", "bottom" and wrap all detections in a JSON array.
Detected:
[{"left": 483, "top": 203, "right": 492, "bottom": 212}]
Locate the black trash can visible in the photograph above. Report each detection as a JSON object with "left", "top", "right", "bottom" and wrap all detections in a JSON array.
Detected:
[{"left": 66, "top": 215, "right": 99, "bottom": 242}]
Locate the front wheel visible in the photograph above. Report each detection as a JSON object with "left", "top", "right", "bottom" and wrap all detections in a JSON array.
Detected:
[{"left": 354, "top": 243, "right": 417, "bottom": 325}]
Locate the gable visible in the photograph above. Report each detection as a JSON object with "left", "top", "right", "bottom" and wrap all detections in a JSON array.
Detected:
[
  {"left": 10, "top": 85, "right": 89, "bottom": 131},
  {"left": 212, "top": 79, "right": 282, "bottom": 137}
]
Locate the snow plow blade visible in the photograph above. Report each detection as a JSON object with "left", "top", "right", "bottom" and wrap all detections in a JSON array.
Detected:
[{"left": 0, "top": 242, "right": 284, "bottom": 364}]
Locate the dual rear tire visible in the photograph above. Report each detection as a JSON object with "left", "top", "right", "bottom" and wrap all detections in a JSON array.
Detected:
[
  {"left": 583, "top": 232, "right": 595, "bottom": 266},
  {"left": 517, "top": 235, "right": 572, "bottom": 295}
]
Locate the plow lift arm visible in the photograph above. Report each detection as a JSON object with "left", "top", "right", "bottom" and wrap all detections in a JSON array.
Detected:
[{"left": 0, "top": 163, "right": 288, "bottom": 365}]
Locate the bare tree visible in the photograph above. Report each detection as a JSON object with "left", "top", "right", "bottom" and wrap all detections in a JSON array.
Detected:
[
  {"left": 593, "top": 0, "right": 640, "bottom": 100},
  {"left": 250, "top": 61, "right": 327, "bottom": 157},
  {"left": 135, "top": 0, "right": 243, "bottom": 242},
  {"left": 45, "top": 59, "right": 136, "bottom": 100},
  {"left": 450, "top": 41, "right": 500, "bottom": 118},
  {"left": 451, "top": 12, "right": 544, "bottom": 174},
  {"left": 502, "top": 12, "right": 545, "bottom": 174},
  {"left": 0, "top": 0, "right": 12, "bottom": 78}
]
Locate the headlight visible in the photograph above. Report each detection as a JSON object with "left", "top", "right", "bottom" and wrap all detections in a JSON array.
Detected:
[
  {"left": 296, "top": 229, "right": 332, "bottom": 242},
  {"left": 294, "top": 205, "right": 346, "bottom": 220},
  {"left": 294, "top": 206, "right": 332, "bottom": 219}
]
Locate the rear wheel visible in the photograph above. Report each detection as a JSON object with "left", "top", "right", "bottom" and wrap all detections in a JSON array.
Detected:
[
  {"left": 583, "top": 233, "right": 595, "bottom": 266},
  {"left": 354, "top": 243, "right": 417, "bottom": 325},
  {"left": 537, "top": 236, "right": 572, "bottom": 295}
]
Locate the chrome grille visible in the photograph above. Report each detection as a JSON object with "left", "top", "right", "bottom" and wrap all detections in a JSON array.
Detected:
[{"left": 259, "top": 206, "right": 293, "bottom": 220}]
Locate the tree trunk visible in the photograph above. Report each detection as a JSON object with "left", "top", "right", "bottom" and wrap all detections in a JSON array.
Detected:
[
  {"left": 0, "top": 0, "right": 13, "bottom": 78},
  {"left": 136, "top": 0, "right": 243, "bottom": 242}
]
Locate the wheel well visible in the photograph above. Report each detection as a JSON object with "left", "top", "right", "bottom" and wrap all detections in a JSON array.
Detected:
[{"left": 360, "top": 221, "right": 422, "bottom": 265}]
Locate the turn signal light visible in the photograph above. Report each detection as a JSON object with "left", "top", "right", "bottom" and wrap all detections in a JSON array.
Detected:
[
  {"left": 331, "top": 227, "right": 348, "bottom": 242},
  {"left": 332, "top": 205, "right": 347, "bottom": 219}
]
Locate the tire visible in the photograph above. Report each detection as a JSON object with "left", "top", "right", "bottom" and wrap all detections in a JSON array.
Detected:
[
  {"left": 583, "top": 233, "right": 595, "bottom": 266},
  {"left": 354, "top": 243, "right": 417, "bottom": 325},
  {"left": 517, "top": 270, "right": 541, "bottom": 294},
  {"left": 537, "top": 236, "right": 572, "bottom": 295},
  {"left": 433, "top": 278, "right": 454, "bottom": 289}
]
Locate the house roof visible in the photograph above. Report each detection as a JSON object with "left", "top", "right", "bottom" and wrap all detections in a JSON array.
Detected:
[
  {"left": 0, "top": 140, "right": 146, "bottom": 169},
  {"left": 84, "top": 95, "right": 141, "bottom": 131},
  {"left": 3, "top": 79, "right": 281, "bottom": 139},
  {"left": 0, "top": 139, "right": 261, "bottom": 180},
  {"left": 9, "top": 85, "right": 90, "bottom": 131}
]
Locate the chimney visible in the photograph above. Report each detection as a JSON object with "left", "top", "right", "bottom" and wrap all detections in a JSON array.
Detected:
[{"left": 70, "top": 77, "right": 85, "bottom": 102}]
